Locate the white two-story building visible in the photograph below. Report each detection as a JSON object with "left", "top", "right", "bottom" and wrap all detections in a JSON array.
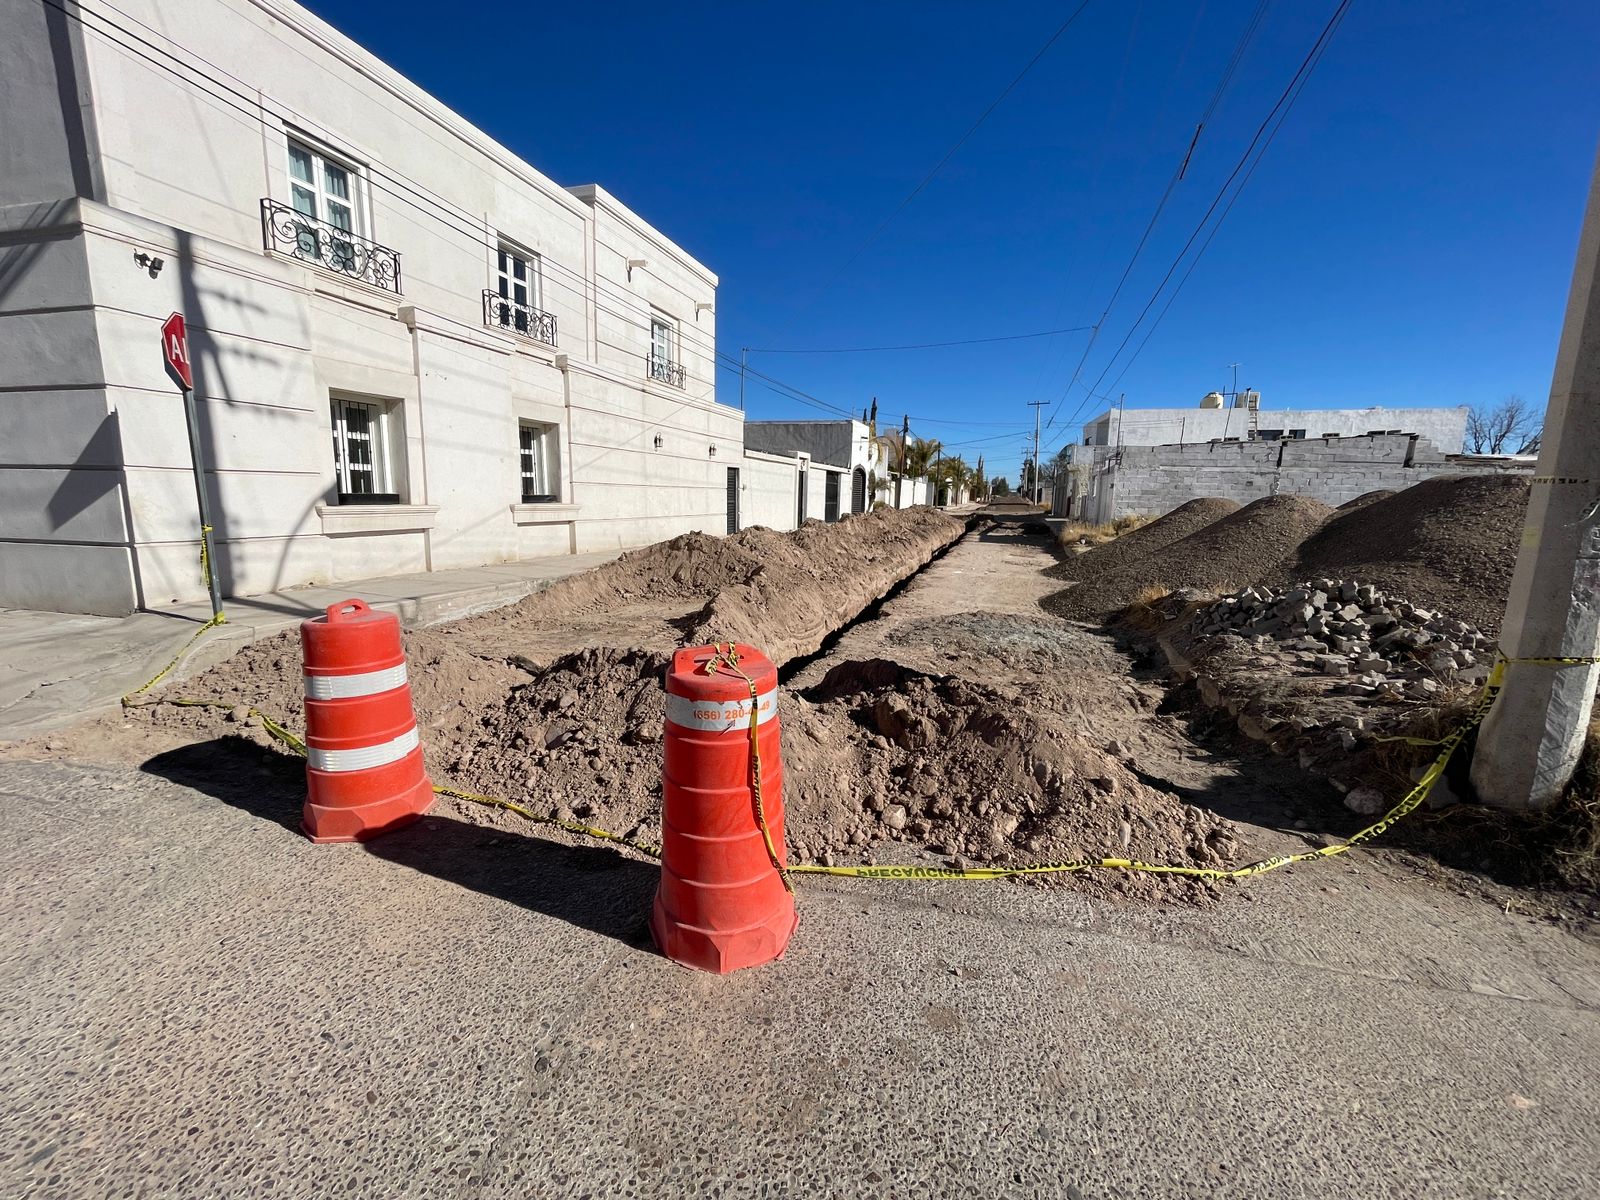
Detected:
[{"left": 1, "top": 0, "right": 740, "bottom": 615}]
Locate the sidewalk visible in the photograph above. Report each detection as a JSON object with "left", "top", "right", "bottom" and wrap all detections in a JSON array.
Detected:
[{"left": 0, "top": 549, "right": 622, "bottom": 743}]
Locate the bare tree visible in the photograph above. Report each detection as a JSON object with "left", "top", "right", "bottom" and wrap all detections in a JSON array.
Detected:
[{"left": 1466, "top": 395, "right": 1543, "bottom": 455}]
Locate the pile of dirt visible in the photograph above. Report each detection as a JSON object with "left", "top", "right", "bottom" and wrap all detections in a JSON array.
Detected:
[
  {"left": 1049, "top": 498, "right": 1240, "bottom": 582},
  {"left": 784, "top": 662, "right": 1237, "bottom": 896},
  {"left": 1290, "top": 475, "right": 1530, "bottom": 635},
  {"left": 449, "top": 654, "right": 1239, "bottom": 904},
  {"left": 128, "top": 506, "right": 964, "bottom": 753},
  {"left": 1048, "top": 495, "right": 1333, "bottom": 621},
  {"left": 1337, "top": 489, "right": 1396, "bottom": 511},
  {"left": 447, "top": 505, "right": 963, "bottom": 664},
  {"left": 450, "top": 646, "right": 670, "bottom": 840}
]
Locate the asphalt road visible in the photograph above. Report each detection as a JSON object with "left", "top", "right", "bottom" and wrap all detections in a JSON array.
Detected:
[{"left": 3, "top": 755, "right": 1597, "bottom": 1199}]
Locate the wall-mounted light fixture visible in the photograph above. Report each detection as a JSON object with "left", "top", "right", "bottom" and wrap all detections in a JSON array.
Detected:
[
  {"left": 694, "top": 301, "right": 714, "bottom": 321},
  {"left": 133, "top": 250, "right": 164, "bottom": 278},
  {"left": 653, "top": 433, "right": 664, "bottom": 449},
  {"left": 626, "top": 258, "right": 648, "bottom": 282},
  {"left": 708, "top": 444, "right": 717, "bottom": 457}
]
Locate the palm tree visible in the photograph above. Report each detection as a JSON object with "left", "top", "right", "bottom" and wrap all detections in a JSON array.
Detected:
[
  {"left": 931, "top": 455, "right": 976, "bottom": 504},
  {"left": 904, "top": 436, "right": 942, "bottom": 478}
]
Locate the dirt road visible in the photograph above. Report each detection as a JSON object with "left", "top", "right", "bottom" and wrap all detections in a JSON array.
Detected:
[{"left": 3, "top": 516, "right": 1599, "bottom": 1198}]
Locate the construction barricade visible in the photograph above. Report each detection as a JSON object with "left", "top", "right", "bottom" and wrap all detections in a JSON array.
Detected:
[
  {"left": 652, "top": 642, "right": 797, "bottom": 973},
  {"left": 299, "top": 599, "right": 433, "bottom": 843}
]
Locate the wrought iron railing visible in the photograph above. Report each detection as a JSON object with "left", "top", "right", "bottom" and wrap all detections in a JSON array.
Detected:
[
  {"left": 260, "top": 199, "right": 402, "bottom": 294},
  {"left": 483, "top": 290, "right": 557, "bottom": 346},
  {"left": 646, "top": 354, "right": 685, "bottom": 388}
]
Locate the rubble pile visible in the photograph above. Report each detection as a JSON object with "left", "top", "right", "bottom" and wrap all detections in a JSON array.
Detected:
[{"left": 1188, "top": 578, "right": 1495, "bottom": 702}]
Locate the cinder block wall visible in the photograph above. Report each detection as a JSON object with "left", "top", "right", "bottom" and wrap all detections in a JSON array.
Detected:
[{"left": 1099, "top": 434, "right": 1530, "bottom": 519}]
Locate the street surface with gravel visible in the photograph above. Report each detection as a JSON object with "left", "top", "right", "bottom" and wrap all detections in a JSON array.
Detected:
[{"left": 3, "top": 520, "right": 1598, "bottom": 1199}]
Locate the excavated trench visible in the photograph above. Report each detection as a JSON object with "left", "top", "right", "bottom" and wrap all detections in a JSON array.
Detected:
[
  {"left": 775, "top": 517, "right": 977, "bottom": 684},
  {"left": 93, "top": 507, "right": 1238, "bottom": 905}
]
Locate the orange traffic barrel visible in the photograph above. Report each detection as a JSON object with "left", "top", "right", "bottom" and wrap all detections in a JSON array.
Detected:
[
  {"left": 299, "top": 598, "right": 433, "bottom": 843},
  {"left": 651, "top": 642, "right": 797, "bottom": 973}
]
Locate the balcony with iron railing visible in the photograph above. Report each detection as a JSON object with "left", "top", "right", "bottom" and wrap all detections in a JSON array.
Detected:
[
  {"left": 260, "top": 198, "right": 402, "bottom": 294},
  {"left": 646, "top": 354, "right": 685, "bottom": 388},
  {"left": 484, "top": 290, "right": 558, "bottom": 346}
]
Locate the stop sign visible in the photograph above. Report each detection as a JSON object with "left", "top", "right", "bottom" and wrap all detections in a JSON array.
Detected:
[{"left": 161, "top": 311, "right": 193, "bottom": 391}]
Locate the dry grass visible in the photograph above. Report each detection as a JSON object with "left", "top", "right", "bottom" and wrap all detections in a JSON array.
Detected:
[
  {"left": 1372, "top": 697, "right": 1600, "bottom": 895},
  {"left": 1551, "top": 715, "right": 1600, "bottom": 886},
  {"left": 1368, "top": 681, "right": 1484, "bottom": 798},
  {"left": 1056, "top": 513, "right": 1152, "bottom": 550},
  {"left": 1118, "top": 583, "right": 1176, "bottom": 632}
]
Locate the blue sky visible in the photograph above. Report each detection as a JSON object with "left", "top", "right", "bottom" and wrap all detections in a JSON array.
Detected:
[{"left": 308, "top": 0, "right": 1599, "bottom": 480}]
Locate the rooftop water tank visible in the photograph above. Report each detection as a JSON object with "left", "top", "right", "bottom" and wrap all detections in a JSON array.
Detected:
[{"left": 1200, "top": 391, "right": 1224, "bottom": 409}]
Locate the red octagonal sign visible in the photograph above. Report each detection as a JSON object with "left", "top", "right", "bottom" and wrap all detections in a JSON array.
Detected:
[{"left": 161, "top": 311, "right": 193, "bottom": 392}]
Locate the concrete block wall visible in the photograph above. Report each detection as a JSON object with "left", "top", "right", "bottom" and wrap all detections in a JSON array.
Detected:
[{"left": 1089, "top": 434, "right": 1532, "bottom": 522}]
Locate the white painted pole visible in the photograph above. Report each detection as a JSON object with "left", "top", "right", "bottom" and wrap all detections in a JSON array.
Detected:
[{"left": 1470, "top": 146, "right": 1600, "bottom": 810}]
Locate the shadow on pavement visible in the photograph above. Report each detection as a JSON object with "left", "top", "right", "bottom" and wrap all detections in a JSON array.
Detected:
[{"left": 139, "top": 736, "right": 658, "bottom": 951}]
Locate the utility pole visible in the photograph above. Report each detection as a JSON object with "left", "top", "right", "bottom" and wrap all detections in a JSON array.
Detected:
[
  {"left": 740, "top": 347, "right": 748, "bottom": 411},
  {"left": 1027, "top": 399, "right": 1047, "bottom": 505},
  {"left": 895, "top": 412, "right": 909, "bottom": 508},
  {"left": 1471, "top": 147, "right": 1600, "bottom": 810}
]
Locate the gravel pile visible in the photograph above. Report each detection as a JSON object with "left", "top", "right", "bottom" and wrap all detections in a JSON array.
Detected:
[
  {"left": 1336, "top": 489, "right": 1397, "bottom": 511},
  {"left": 1291, "top": 475, "right": 1529, "bottom": 635},
  {"left": 1049, "top": 497, "right": 1240, "bottom": 582},
  {"left": 1189, "top": 579, "right": 1494, "bottom": 708},
  {"left": 1048, "top": 494, "right": 1333, "bottom": 621}
]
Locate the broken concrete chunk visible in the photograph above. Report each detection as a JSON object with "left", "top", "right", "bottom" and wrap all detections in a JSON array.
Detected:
[{"left": 1343, "top": 786, "right": 1387, "bottom": 816}]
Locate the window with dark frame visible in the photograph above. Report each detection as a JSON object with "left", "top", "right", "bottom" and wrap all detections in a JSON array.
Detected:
[
  {"left": 331, "top": 397, "right": 400, "bottom": 504},
  {"left": 519, "top": 422, "right": 558, "bottom": 503}
]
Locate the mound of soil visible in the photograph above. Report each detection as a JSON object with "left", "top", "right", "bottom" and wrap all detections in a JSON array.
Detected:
[
  {"left": 1337, "top": 489, "right": 1396, "bottom": 511},
  {"left": 785, "top": 662, "right": 1238, "bottom": 900},
  {"left": 1050, "top": 498, "right": 1241, "bottom": 582},
  {"left": 130, "top": 506, "right": 964, "bottom": 749},
  {"left": 452, "top": 507, "right": 963, "bottom": 665},
  {"left": 1048, "top": 495, "right": 1333, "bottom": 621},
  {"left": 450, "top": 646, "right": 670, "bottom": 838},
  {"left": 1290, "top": 475, "right": 1529, "bottom": 635},
  {"left": 450, "top": 653, "right": 1239, "bottom": 904}
]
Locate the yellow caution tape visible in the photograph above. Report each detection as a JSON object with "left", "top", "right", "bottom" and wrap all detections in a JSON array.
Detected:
[
  {"left": 117, "top": 641, "right": 1590, "bottom": 886},
  {"left": 120, "top": 613, "right": 227, "bottom": 702},
  {"left": 116, "top": 678, "right": 1480, "bottom": 887}
]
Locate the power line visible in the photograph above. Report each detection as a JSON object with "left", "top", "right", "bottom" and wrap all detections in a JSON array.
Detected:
[
  {"left": 50, "top": 0, "right": 865, "bottom": 423},
  {"left": 1044, "top": 0, "right": 1274, "bottom": 435},
  {"left": 746, "top": 325, "right": 1093, "bottom": 355},
  {"left": 1072, "top": 0, "right": 1351, "bottom": 411},
  {"left": 1047, "top": 0, "right": 1348, "bottom": 445}
]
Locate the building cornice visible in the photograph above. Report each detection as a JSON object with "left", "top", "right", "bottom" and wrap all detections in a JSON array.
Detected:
[
  {"left": 567, "top": 184, "right": 719, "bottom": 287},
  {"left": 245, "top": 0, "right": 588, "bottom": 222}
]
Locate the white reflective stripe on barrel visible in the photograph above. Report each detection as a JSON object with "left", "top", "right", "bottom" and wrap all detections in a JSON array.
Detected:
[
  {"left": 303, "top": 663, "right": 409, "bottom": 700},
  {"left": 306, "top": 725, "right": 420, "bottom": 773},
  {"left": 665, "top": 688, "right": 778, "bottom": 733}
]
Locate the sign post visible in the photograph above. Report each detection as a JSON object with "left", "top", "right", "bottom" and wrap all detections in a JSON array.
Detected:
[{"left": 162, "top": 312, "right": 225, "bottom": 623}]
